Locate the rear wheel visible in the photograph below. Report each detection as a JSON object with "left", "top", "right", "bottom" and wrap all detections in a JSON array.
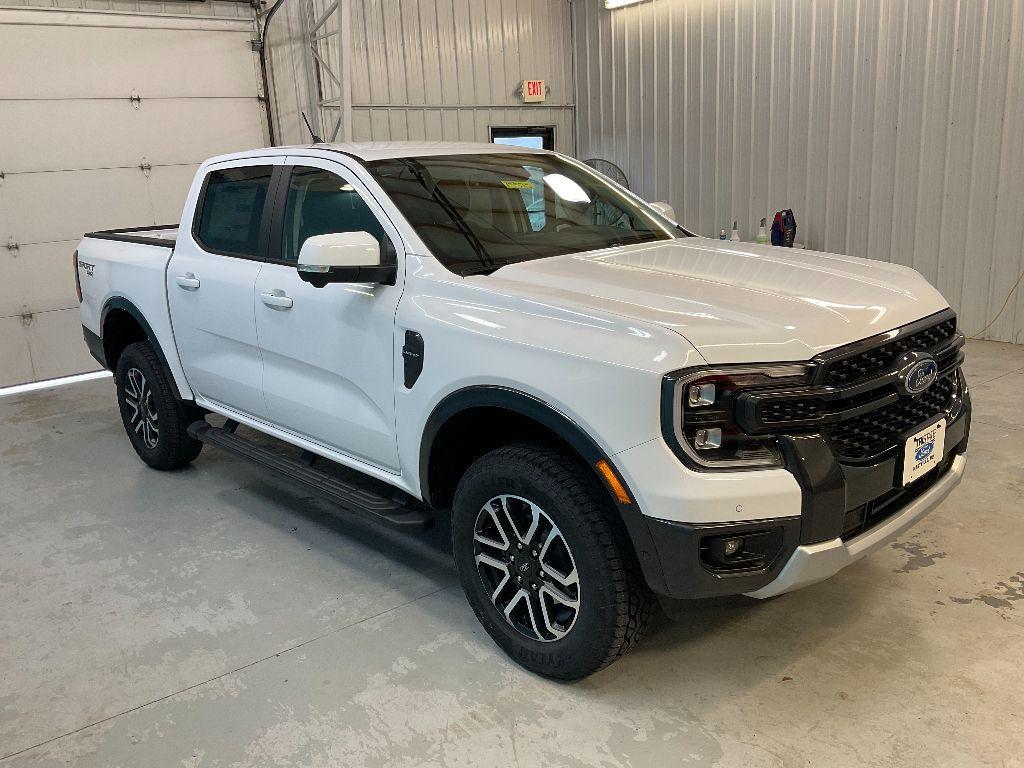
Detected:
[
  {"left": 115, "top": 341, "right": 202, "bottom": 470},
  {"left": 452, "top": 444, "right": 654, "bottom": 680}
]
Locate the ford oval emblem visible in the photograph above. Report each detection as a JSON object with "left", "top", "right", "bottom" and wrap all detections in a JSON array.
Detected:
[
  {"left": 915, "top": 442, "right": 935, "bottom": 461},
  {"left": 904, "top": 358, "right": 938, "bottom": 395}
]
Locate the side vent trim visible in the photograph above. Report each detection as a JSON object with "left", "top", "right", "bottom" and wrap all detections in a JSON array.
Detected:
[{"left": 403, "top": 330, "right": 424, "bottom": 388}]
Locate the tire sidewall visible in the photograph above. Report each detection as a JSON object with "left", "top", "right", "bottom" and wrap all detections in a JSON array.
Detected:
[{"left": 452, "top": 450, "right": 625, "bottom": 679}]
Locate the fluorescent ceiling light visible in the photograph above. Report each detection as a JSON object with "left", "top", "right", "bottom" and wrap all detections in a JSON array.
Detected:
[
  {"left": 544, "top": 173, "right": 590, "bottom": 203},
  {"left": 605, "top": 0, "right": 651, "bottom": 8},
  {"left": 0, "top": 370, "right": 111, "bottom": 398}
]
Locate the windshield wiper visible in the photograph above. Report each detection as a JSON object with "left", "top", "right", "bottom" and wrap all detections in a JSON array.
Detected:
[{"left": 396, "top": 159, "right": 494, "bottom": 268}]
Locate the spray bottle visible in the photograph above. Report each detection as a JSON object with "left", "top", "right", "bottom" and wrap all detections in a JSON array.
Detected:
[{"left": 756, "top": 217, "right": 769, "bottom": 244}]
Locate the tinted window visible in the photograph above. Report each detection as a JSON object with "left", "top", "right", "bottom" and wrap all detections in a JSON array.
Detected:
[
  {"left": 195, "top": 165, "right": 272, "bottom": 257},
  {"left": 278, "top": 167, "right": 387, "bottom": 263},
  {"left": 366, "top": 153, "right": 675, "bottom": 276}
]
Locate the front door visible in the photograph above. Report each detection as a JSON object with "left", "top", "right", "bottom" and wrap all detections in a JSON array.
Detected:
[
  {"left": 168, "top": 159, "right": 281, "bottom": 419},
  {"left": 254, "top": 159, "right": 404, "bottom": 472}
]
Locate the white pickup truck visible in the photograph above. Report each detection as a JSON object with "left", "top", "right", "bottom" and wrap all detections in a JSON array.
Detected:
[{"left": 76, "top": 142, "right": 970, "bottom": 679}]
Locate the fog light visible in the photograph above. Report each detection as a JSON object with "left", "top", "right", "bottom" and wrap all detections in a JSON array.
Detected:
[
  {"left": 723, "top": 537, "right": 744, "bottom": 557},
  {"left": 694, "top": 427, "right": 722, "bottom": 450},
  {"left": 687, "top": 382, "right": 716, "bottom": 407}
]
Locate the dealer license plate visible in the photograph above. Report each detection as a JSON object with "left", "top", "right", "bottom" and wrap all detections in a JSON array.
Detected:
[{"left": 902, "top": 418, "right": 946, "bottom": 486}]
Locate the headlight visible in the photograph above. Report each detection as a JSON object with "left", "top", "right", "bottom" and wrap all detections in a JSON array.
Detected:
[{"left": 662, "top": 363, "right": 814, "bottom": 470}]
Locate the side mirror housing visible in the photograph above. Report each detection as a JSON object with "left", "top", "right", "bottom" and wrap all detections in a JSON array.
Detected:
[
  {"left": 297, "top": 231, "right": 396, "bottom": 287},
  {"left": 649, "top": 201, "right": 677, "bottom": 222}
]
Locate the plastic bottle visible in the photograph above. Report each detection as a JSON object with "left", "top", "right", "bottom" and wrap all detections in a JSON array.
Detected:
[
  {"left": 756, "top": 217, "right": 769, "bottom": 244},
  {"left": 730, "top": 221, "right": 741, "bottom": 242}
]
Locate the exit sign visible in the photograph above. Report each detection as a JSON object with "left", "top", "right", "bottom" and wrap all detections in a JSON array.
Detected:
[{"left": 521, "top": 79, "right": 546, "bottom": 103}]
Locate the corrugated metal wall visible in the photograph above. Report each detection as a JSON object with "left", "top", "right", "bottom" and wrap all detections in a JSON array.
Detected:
[
  {"left": 267, "top": 0, "right": 576, "bottom": 152},
  {"left": 574, "top": 0, "right": 1024, "bottom": 343}
]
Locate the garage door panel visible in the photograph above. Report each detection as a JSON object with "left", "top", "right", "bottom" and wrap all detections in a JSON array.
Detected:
[
  {"left": 0, "top": 24, "right": 258, "bottom": 99},
  {"left": 0, "top": 9, "right": 263, "bottom": 385},
  {"left": 1, "top": 167, "right": 155, "bottom": 246},
  {"left": 25, "top": 307, "right": 100, "bottom": 381},
  {"left": 0, "top": 98, "right": 265, "bottom": 173},
  {"left": 0, "top": 316, "right": 35, "bottom": 387},
  {"left": 0, "top": 240, "right": 81, "bottom": 318},
  {"left": 0, "top": 249, "right": 24, "bottom": 318},
  {"left": 146, "top": 163, "right": 203, "bottom": 224}
]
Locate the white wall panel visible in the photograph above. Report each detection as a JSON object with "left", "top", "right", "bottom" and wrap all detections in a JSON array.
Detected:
[
  {"left": 267, "top": 0, "right": 576, "bottom": 151},
  {"left": 574, "top": 0, "right": 1024, "bottom": 343}
]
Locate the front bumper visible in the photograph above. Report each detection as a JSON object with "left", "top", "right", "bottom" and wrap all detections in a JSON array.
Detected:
[
  {"left": 620, "top": 390, "right": 970, "bottom": 600},
  {"left": 745, "top": 451, "right": 966, "bottom": 598}
]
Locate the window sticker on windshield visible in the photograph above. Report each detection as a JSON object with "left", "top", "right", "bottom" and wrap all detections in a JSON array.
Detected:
[{"left": 501, "top": 180, "right": 534, "bottom": 190}]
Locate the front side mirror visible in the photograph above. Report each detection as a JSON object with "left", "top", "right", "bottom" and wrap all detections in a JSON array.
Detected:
[
  {"left": 297, "top": 231, "right": 396, "bottom": 286},
  {"left": 649, "top": 201, "right": 677, "bottom": 222}
]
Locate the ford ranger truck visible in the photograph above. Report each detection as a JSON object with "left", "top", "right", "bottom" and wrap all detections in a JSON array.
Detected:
[{"left": 75, "top": 142, "right": 970, "bottom": 680}]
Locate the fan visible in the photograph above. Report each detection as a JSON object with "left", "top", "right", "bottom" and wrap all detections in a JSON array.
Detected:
[{"left": 583, "top": 158, "right": 630, "bottom": 190}]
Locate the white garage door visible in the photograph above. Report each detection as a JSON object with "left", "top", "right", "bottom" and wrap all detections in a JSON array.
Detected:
[{"left": 0, "top": 7, "right": 266, "bottom": 387}]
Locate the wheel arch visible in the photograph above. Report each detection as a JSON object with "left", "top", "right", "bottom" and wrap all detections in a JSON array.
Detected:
[
  {"left": 100, "top": 297, "right": 184, "bottom": 401},
  {"left": 419, "top": 386, "right": 668, "bottom": 593}
]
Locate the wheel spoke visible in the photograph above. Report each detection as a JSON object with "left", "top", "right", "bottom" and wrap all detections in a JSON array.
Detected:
[
  {"left": 540, "top": 582, "right": 579, "bottom": 610},
  {"left": 522, "top": 591, "right": 544, "bottom": 638},
  {"left": 538, "top": 591, "right": 570, "bottom": 640},
  {"left": 543, "top": 564, "right": 578, "bottom": 589},
  {"left": 475, "top": 504, "right": 511, "bottom": 552},
  {"left": 124, "top": 370, "right": 140, "bottom": 400},
  {"left": 475, "top": 553, "right": 511, "bottom": 601}
]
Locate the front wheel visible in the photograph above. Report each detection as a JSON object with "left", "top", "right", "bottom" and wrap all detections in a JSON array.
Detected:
[
  {"left": 452, "top": 444, "right": 654, "bottom": 680},
  {"left": 115, "top": 341, "right": 203, "bottom": 470}
]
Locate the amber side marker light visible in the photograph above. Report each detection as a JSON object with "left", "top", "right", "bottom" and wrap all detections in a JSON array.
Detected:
[{"left": 595, "top": 459, "right": 632, "bottom": 505}]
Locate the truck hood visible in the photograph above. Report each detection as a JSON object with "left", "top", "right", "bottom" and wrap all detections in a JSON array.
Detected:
[{"left": 477, "top": 238, "right": 950, "bottom": 364}]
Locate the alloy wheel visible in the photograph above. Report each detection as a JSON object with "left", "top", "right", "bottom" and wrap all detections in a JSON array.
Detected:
[
  {"left": 473, "top": 494, "right": 581, "bottom": 642},
  {"left": 124, "top": 367, "right": 159, "bottom": 449}
]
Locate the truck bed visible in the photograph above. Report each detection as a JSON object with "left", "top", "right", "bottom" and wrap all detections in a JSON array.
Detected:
[{"left": 84, "top": 224, "right": 179, "bottom": 248}]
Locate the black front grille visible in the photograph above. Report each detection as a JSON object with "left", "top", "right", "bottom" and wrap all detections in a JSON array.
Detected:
[
  {"left": 761, "top": 398, "right": 823, "bottom": 423},
  {"left": 822, "top": 374, "right": 957, "bottom": 460},
  {"left": 821, "top": 317, "right": 957, "bottom": 386}
]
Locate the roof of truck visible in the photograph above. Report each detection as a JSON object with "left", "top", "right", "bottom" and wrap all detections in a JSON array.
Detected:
[{"left": 207, "top": 141, "right": 547, "bottom": 166}]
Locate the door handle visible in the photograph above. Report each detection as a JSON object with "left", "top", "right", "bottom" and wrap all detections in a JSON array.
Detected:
[
  {"left": 175, "top": 273, "right": 200, "bottom": 290},
  {"left": 260, "top": 290, "right": 294, "bottom": 310}
]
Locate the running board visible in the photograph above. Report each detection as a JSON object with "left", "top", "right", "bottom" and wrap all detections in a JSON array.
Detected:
[{"left": 188, "top": 420, "right": 433, "bottom": 531}]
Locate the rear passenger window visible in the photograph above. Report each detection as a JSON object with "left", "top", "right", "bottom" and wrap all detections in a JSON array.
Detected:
[
  {"left": 195, "top": 165, "right": 273, "bottom": 257},
  {"left": 278, "top": 166, "right": 387, "bottom": 263}
]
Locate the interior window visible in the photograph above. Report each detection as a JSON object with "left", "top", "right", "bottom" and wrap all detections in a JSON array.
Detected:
[
  {"left": 195, "top": 165, "right": 272, "bottom": 257},
  {"left": 279, "top": 167, "right": 387, "bottom": 263}
]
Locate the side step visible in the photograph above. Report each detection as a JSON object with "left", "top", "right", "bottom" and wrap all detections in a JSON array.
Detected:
[{"left": 188, "top": 420, "right": 433, "bottom": 531}]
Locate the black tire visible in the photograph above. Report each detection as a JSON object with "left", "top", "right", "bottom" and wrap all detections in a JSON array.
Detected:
[
  {"left": 115, "top": 341, "right": 203, "bottom": 470},
  {"left": 452, "top": 443, "right": 654, "bottom": 680}
]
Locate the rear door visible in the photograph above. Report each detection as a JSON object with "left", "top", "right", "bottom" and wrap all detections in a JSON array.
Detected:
[
  {"left": 253, "top": 157, "right": 404, "bottom": 472},
  {"left": 167, "top": 158, "right": 282, "bottom": 419}
]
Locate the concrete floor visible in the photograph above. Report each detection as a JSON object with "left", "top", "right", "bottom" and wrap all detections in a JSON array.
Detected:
[{"left": 1, "top": 340, "right": 1022, "bottom": 767}]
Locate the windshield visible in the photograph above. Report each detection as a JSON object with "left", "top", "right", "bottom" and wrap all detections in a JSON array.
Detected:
[{"left": 365, "top": 153, "right": 679, "bottom": 276}]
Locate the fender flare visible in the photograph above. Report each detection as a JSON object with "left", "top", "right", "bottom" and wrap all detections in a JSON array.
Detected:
[
  {"left": 419, "top": 386, "right": 668, "bottom": 593},
  {"left": 100, "top": 297, "right": 185, "bottom": 401}
]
